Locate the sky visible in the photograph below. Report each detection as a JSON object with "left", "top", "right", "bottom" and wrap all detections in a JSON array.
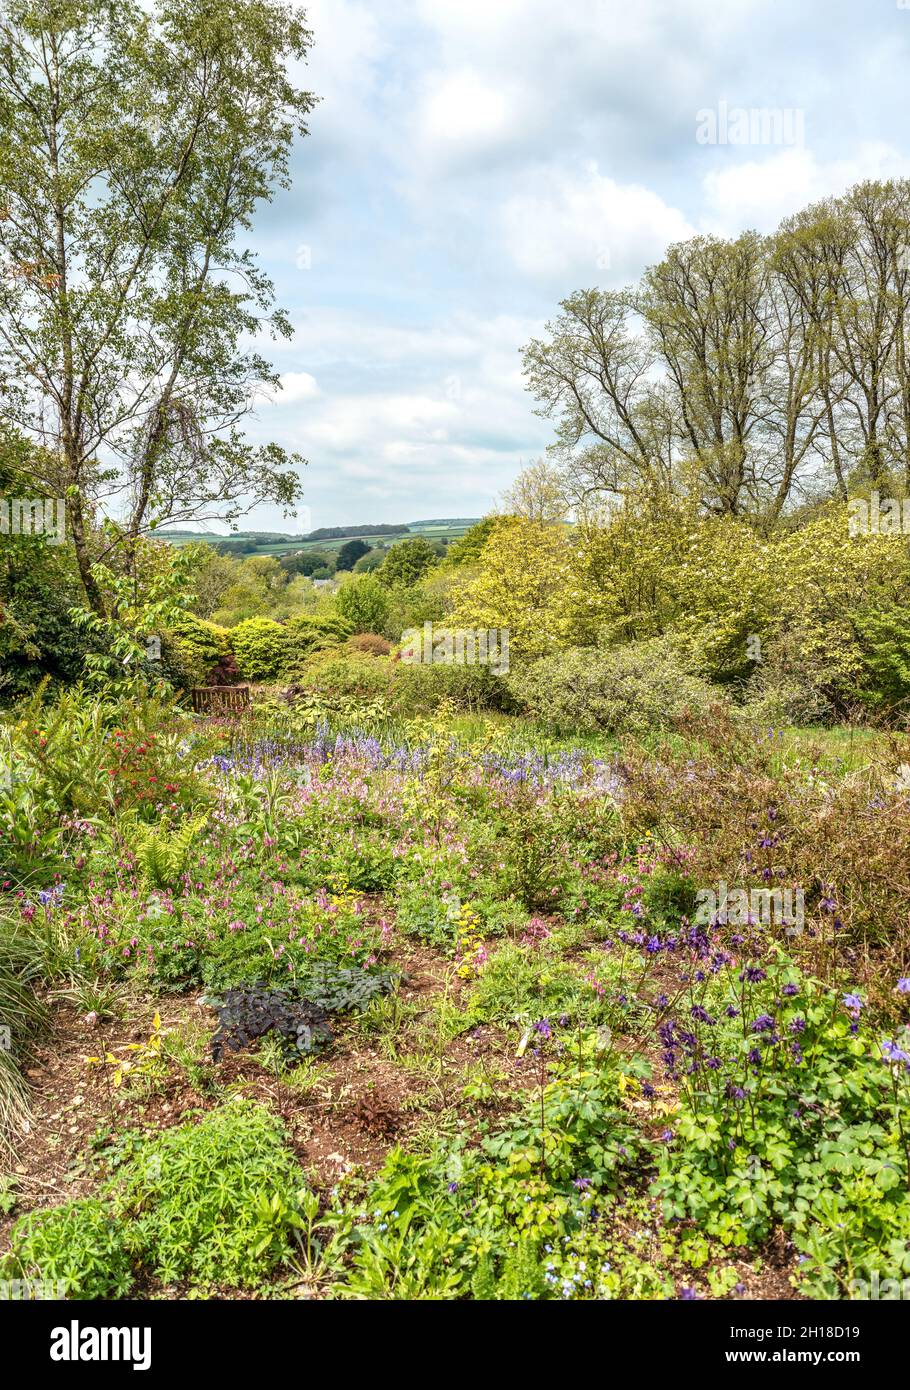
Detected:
[{"left": 237, "top": 0, "right": 910, "bottom": 533}]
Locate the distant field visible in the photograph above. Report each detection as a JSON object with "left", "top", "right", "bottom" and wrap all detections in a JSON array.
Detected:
[{"left": 155, "top": 518, "right": 480, "bottom": 557}]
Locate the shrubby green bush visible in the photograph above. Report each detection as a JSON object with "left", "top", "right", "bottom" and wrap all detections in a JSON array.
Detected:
[
  {"left": 294, "top": 650, "right": 512, "bottom": 715},
  {"left": 230, "top": 614, "right": 352, "bottom": 682},
  {"left": 231, "top": 617, "right": 288, "bottom": 681},
  {"left": 3, "top": 1101, "right": 309, "bottom": 1294},
  {"left": 377, "top": 536, "right": 439, "bottom": 588},
  {"left": 507, "top": 638, "right": 718, "bottom": 737},
  {"left": 164, "top": 613, "right": 233, "bottom": 687},
  {"left": 335, "top": 574, "right": 391, "bottom": 635},
  {"left": 742, "top": 659, "right": 837, "bottom": 728},
  {"left": 109, "top": 1100, "right": 306, "bottom": 1287}
]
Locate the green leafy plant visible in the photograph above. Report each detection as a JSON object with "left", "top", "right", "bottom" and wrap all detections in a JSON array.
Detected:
[
  {"left": 2, "top": 1198, "right": 134, "bottom": 1299},
  {"left": 126, "top": 812, "right": 209, "bottom": 889},
  {"left": 108, "top": 1100, "right": 310, "bottom": 1289}
]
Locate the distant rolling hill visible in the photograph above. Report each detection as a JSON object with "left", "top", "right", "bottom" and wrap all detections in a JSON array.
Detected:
[{"left": 154, "top": 518, "right": 481, "bottom": 557}]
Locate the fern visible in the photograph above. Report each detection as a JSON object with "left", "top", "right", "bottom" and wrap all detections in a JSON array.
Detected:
[
  {"left": 470, "top": 1239, "right": 546, "bottom": 1301},
  {"left": 130, "top": 814, "right": 208, "bottom": 889},
  {"left": 495, "top": 1238, "right": 546, "bottom": 1301},
  {"left": 470, "top": 1255, "right": 497, "bottom": 1301}
]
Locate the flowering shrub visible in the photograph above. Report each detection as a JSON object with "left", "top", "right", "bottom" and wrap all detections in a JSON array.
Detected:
[{"left": 651, "top": 955, "right": 910, "bottom": 1295}]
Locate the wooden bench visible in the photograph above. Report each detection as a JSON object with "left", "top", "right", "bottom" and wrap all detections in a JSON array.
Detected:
[{"left": 191, "top": 685, "right": 252, "bottom": 716}]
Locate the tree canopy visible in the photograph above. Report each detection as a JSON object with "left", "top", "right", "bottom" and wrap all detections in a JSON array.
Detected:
[{"left": 0, "top": 0, "right": 316, "bottom": 612}]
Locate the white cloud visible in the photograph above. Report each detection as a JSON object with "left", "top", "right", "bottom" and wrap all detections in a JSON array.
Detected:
[
  {"left": 700, "top": 143, "right": 910, "bottom": 236},
  {"left": 265, "top": 371, "right": 321, "bottom": 405},
  {"left": 500, "top": 162, "right": 695, "bottom": 281},
  {"left": 243, "top": 308, "right": 552, "bottom": 524},
  {"left": 294, "top": 0, "right": 389, "bottom": 153},
  {"left": 238, "top": 0, "right": 910, "bottom": 528},
  {"left": 423, "top": 69, "right": 513, "bottom": 143}
]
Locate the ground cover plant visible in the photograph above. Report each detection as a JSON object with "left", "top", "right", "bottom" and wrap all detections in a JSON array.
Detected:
[{"left": 2, "top": 683, "right": 910, "bottom": 1302}]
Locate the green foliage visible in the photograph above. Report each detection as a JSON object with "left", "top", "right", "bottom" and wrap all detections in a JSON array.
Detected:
[
  {"left": 378, "top": 536, "right": 439, "bottom": 589},
  {"left": 651, "top": 959, "right": 910, "bottom": 1296},
  {"left": 488, "top": 792, "right": 569, "bottom": 910},
  {"left": 70, "top": 533, "right": 202, "bottom": 691},
  {"left": 5, "top": 1101, "right": 312, "bottom": 1294},
  {"left": 850, "top": 607, "right": 910, "bottom": 717},
  {"left": 447, "top": 517, "right": 500, "bottom": 566},
  {"left": 483, "top": 1065, "right": 645, "bottom": 1187},
  {"left": 508, "top": 638, "right": 718, "bottom": 738},
  {"left": 127, "top": 812, "right": 209, "bottom": 889},
  {"left": 0, "top": 911, "right": 48, "bottom": 1148},
  {"left": 232, "top": 617, "right": 288, "bottom": 681},
  {"left": 280, "top": 549, "right": 334, "bottom": 578},
  {"left": 209, "top": 968, "right": 395, "bottom": 1063},
  {"left": 2, "top": 1198, "right": 134, "bottom": 1299},
  {"left": 295, "top": 961, "right": 398, "bottom": 1013},
  {"left": 334, "top": 1048, "right": 647, "bottom": 1300},
  {"left": 465, "top": 943, "right": 601, "bottom": 1027},
  {"left": 166, "top": 613, "right": 232, "bottom": 686},
  {"left": 296, "top": 649, "right": 511, "bottom": 717},
  {"left": 283, "top": 613, "right": 352, "bottom": 672},
  {"left": 335, "top": 574, "right": 391, "bottom": 635},
  {"left": 336, "top": 538, "right": 372, "bottom": 572},
  {"left": 109, "top": 1100, "right": 308, "bottom": 1288}
]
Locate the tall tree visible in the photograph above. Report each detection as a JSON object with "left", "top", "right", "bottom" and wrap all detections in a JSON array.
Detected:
[
  {"left": 524, "top": 181, "right": 910, "bottom": 522},
  {"left": 638, "top": 233, "right": 772, "bottom": 516},
  {"left": 0, "top": 0, "right": 315, "bottom": 612}
]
